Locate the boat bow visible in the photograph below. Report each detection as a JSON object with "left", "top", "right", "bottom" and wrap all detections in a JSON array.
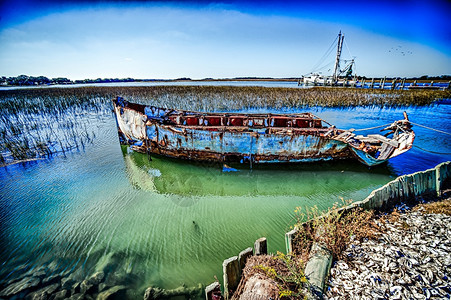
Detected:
[{"left": 330, "top": 114, "right": 414, "bottom": 166}]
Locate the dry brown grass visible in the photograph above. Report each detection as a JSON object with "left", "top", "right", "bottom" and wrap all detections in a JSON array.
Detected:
[
  {"left": 413, "top": 198, "right": 451, "bottom": 215},
  {"left": 292, "top": 196, "right": 450, "bottom": 263},
  {"left": 1, "top": 85, "right": 449, "bottom": 112},
  {"left": 292, "top": 204, "right": 381, "bottom": 262},
  {"left": 232, "top": 254, "right": 308, "bottom": 300}
]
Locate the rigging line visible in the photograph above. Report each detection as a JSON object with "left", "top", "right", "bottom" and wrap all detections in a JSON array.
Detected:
[
  {"left": 310, "top": 49, "right": 335, "bottom": 73},
  {"left": 413, "top": 145, "right": 451, "bottom": 155},
  {"left": 315, "top": 37, "right": 338, "bottom": 68},
  {"left": 343, "top": 37, "right": 353, "bottom": 59},
  {"left": 309, "top": 35, "right": 339, "bottom": 74},
  {"left": 409, "top": 121, "right": 451, "bottom": 136},
  {"left": 353, "top": 123, "right": 393, "bottom": 131},
  {"left": 314, "top": 62, "right": 334, "bottom": 73}
]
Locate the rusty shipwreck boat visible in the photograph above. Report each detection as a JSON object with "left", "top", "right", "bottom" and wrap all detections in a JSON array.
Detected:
[{"left": 112, "top": 97, "right": 414, "bottom": 167}]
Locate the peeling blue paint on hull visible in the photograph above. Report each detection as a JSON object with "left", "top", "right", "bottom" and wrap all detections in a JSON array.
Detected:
[
  {"left": 145, "top": 125, "right": 351, "bottom": 163},
  {"left": 350, "top": 148, "right": 387, "bottom": 166}
]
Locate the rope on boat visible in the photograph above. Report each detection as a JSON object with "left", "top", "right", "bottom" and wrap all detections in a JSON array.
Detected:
[
  {"left": 354, "top": 121, "right": 451, "bottom": 136},
  {"left": 353, "top": 123, "right": 392, "bottom": 131},
  {"left": 409, "top": 121, "right": 451, "bottom": 136},
  {"left": 413, "top": 145, "right": 451, "bottom": 155}
]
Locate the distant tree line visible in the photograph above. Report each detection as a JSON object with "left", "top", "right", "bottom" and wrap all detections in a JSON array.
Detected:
[
  {"left": 0, "top": 75, "right": 136, "bottom": 86},
  {"left": 0, "top": 75, "right": 70, "bottom": 86},
  {"left": 415, "top": 75, "right": 451, "bottom": 81},
  {"left": 1, "top": 74, "right": 450, "bottom": 86},
  {"left": 74, "top": 77, "right": 136, "bottom": 84}
]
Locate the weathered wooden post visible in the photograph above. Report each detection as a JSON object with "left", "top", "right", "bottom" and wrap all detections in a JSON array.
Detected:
[
  {"left": 254, "top": 237, "right": 267, "bottom": 255},
  {"left": 436, "top": 161, "right": 451, "bottom": 197},
  {"left": 205, "top": 282, "right": 221, "bottom": 300},
  {"left": 370, "top": 78, "right": 374, "bottom": 89},
  {"left": 391, "top": 79, "right": 396, "bottom": 90},
  {"left": 222, "top": 256, "right": 240, "bottom": 299},
  {"left": 238, "top": 248, "right": 253, "bottom": 272},
  {"left": 401, "top": 78, "right": 406, "bottom": 90},
  {"left": 285, "top": 229, "right": 297, "bottom": 253},
  {"left": 361, "top": 79, "right": 366, "bottom": 89},
  {"left": 436, "top": 165, "right": 442, "bottom": 197},
  {"left": 380, "top": 76, "right": 386, "bottom": 89},
  {"left": 430, "top": 80, "right": 434, "bottom": 87},
  {"left": 304, "top": 242, "right": 333, "bottom": 297},
  {"left": 447, "top": 80, "right": 451, "bottom": 89}
]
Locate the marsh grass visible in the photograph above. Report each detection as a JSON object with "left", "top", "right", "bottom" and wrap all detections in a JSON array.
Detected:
[
  {"left": 0, "top": 85, "right": 448, "bottom": 165},
  {"left": 0, "top": 89, "right": 110, "bottom": 165},
  {"left": 117, "top": 86, "right": 449, "bottom": 109}
]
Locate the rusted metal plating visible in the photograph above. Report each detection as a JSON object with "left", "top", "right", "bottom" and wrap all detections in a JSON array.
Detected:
[{"left": 112, "top": 97, "right": 414, "bottom": 166}]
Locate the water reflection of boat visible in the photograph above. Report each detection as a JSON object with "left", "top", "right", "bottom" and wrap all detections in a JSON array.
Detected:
[
  {"left": 121, "top": 147, "right": 395, "bottom": 197},
  {"left": 112, "top": 97, "right": 414, "bottom": 167}
]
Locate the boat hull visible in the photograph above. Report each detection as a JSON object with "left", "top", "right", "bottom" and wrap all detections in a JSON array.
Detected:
[
  {"left": 146, "top": 124, "right": 351, "bottom": 163},
  {"left": 113, "top": 102, "right": 352, "bottom": 164},
  {"left": 112, "top": 98, "right": 414, "bottom": 166}
]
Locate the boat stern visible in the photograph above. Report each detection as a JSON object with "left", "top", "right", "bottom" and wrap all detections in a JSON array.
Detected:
[{"left": 112, "top": 97, "right": 148, "bottom": 150}]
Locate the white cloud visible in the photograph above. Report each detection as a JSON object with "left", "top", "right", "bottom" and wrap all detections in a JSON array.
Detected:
[{"left": 0, "top": 4, "right": 449, "bottom": 79}]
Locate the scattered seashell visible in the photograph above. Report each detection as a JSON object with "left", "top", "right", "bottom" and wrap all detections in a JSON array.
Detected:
[{"left": 324, "top": 206, "right": 451, "bottom": 299}]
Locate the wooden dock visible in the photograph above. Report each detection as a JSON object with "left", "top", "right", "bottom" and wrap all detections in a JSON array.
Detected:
[{"left": 299, "top": 77, "right": 451, "bottom": 90}]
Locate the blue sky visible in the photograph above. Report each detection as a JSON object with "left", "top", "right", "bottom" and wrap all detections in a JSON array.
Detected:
[{"left": 0, "top": 0, "right": 450, "bottom": 80}]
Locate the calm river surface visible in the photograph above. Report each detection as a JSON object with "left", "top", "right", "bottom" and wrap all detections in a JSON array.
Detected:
[{"left": 0, "top": 84, "right": 450, "bottom": 298}]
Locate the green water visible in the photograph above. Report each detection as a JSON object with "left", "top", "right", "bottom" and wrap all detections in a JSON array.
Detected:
[
  {"left": 1, "top": 104, "right": 449, "bottom": 298},
  {"left": 121, "top": 149, "right": 393, "bottom": 288},
  {"left": 0, "top": 138, "right": 392, "bottom": 296}
]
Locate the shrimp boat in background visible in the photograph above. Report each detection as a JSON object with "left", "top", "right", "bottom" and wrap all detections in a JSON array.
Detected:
[
  {"left": 301, "top": 31, "right": 357, "bottom": 86},
  {"left": 112, "top": 97, "right": 415, "bottom": 167}
]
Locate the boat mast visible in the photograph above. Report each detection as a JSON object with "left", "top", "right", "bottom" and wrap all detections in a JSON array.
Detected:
[{"left": 333, "top": 31, "right": 344, "bottom": 83}]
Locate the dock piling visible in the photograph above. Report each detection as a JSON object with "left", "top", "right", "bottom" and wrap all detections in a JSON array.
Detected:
[
  {"left": 222, "top": 256, "right": 240, "bottom": 299},
  {"left": 254, "top": 237, "right": 267, "bottom": 255},
  {"left": 238, "top": 248, "right": 253, "bottom": 272},
  {"left": 285, "top": 229, "right": 297, "bottom": 253},
  {"left": 205, "top": 282, "right": 221, "bottom": 300},
  {"left": 380, "top": 76, "right": 386, "bottom": 89}
]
